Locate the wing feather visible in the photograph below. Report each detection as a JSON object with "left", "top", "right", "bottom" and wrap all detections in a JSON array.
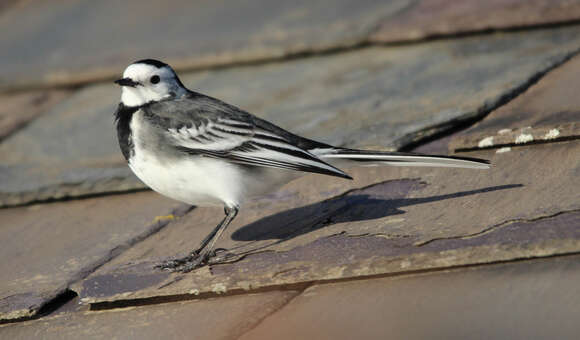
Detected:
[{"left": 142, "top": 96, "right": 351, "bottom": 179}]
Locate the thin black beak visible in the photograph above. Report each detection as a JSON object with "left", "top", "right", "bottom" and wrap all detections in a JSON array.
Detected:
[{"left": 114, "top": 78, "right": 140, "bottom": 87}]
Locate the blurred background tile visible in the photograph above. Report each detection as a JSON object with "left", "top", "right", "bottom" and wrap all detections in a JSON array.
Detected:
[
  {"left": 0, "top": 0, "right": 412, "bottom": 90},
  {"left": 372, "top": 0, "right": 580, "bottom": 42},
  {"left": 241, "top": 255, "right": 580, "bottom": 340},
  {"left": 0, "top": 90, "right": 70, "bottom": 141}
]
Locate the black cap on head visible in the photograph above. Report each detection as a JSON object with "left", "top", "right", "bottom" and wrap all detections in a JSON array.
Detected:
[{"left": 133, "top": 59, "right": 168, "bottom": 68}]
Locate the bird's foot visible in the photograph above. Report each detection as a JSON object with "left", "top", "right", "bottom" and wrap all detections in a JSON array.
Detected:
[
  {"left": 156, "top": 248, "right": 239, "bottom": 272},
  {"left": 155, "top": 249, "right": 209, "bottom": 273},
  {"left": 207, "top": 248, "right": 240, "bottom": 265}
]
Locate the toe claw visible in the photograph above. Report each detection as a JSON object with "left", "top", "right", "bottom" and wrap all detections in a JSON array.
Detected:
[{"left": 155, "top": 251, "right": 211, "bottom": 272}]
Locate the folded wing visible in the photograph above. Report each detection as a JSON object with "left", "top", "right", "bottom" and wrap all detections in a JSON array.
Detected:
[{"left": 143, "top": 97, "right": 352, "bottom": 179}]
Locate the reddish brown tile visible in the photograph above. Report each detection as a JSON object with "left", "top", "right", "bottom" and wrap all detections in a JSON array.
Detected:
[
  {"left": 372, "top": 0, "right": 580, "bottom": 42},
  {"left": 241, "top": 255, "right": 580, "bottom": 340}
]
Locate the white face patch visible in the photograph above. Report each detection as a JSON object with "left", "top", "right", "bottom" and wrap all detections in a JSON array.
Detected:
[{"left": 119, "top": 63, "right": 186, "bottom": 106}]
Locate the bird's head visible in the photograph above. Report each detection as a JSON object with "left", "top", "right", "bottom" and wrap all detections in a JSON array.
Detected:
[{"left": 115, "top": 59, "right": 187, "bottom": 107}]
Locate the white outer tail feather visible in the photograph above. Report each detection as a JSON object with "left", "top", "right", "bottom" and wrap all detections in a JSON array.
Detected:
[{"left": 317, "top": 150, "right": 490, "bottom": 170}]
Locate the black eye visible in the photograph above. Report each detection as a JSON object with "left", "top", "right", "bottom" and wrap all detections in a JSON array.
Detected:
[{"left": 150, "top": 75, "right": 160, "bottom": 84}]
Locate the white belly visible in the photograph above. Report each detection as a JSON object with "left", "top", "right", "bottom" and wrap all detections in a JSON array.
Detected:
[{"left": 130, "top": 150, "right": 244, "bottom": 207}]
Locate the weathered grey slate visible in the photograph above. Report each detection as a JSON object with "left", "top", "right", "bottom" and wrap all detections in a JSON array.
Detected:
[
  {"left": 2, "top": 27, "right": 580, "bottom": 207},
  {"left": 0, "top": 90, "right": 70, "bottom": 141},
  {"left": 0, "top": 83, "right": 146, "bottom": 206},
  {"left": 449, "top": 53, "right": 580, "bottom": 152},
  {"left": 0, "top": 0, "right": 412, "bottom": 90},
  {"left": 75, "top": 140, "right": 580, "bottom": 307},
  {"left": 371, "top": 0, "right": 580, "bottom": 43},
  {"left": 0, "top": 1, "right": 18, "bottom": 14},
  {"left": 0, "top": 291, "right": 296, "bottom": 340},
  {"left": 3, "top": 1, "right": 580, "bottom": 90},
  {"left": 241, "top": 255, "right": 580, "bottom": 340},
  {"left": 0, "top": 192, "right": 187, "bottom": 322}
]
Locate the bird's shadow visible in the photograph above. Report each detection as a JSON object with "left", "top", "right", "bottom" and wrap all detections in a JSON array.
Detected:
[{"left": 231, "top": 180, "right": 523, "bottom": 244}]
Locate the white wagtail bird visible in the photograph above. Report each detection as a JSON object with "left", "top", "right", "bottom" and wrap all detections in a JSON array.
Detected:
[{"left": 114, "top": 59, "right": 490, "bottom": 272}]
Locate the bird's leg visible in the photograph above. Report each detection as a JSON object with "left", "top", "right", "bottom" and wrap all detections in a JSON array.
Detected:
[
  {"left": 189, "top": 211, "right": 227, "bottom": 256},
  {"left": 156, "top": 206, "right": 239, "bottom": 272},
  {"left": 180, "top": 206, "right": 238, "bottom": 272},
  {"left": 155, "top": 222, "right": 222, "bottom": 269}
]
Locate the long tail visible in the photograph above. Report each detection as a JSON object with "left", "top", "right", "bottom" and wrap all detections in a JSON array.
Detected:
[{"left": 315, "top": 148, "right": 490, "bottom": 170}]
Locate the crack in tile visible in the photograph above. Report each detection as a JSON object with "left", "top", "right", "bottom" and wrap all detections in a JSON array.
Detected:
[
  {"left": 414, "top": 209, "right": 580, "bottom": 247},
  {"left": 373, "top": 18, "right": 580, "bottom": 46}
]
